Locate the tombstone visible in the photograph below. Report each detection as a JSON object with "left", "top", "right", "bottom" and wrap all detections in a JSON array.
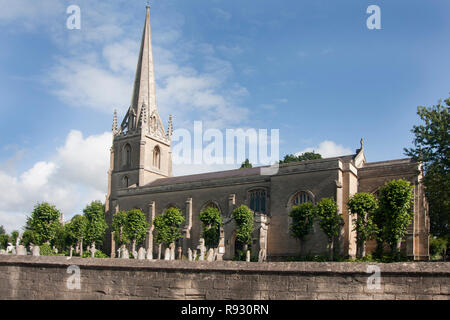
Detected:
[
  {"left": 206, "top": 248, "right": 215, "bottom": 262},
  {"left": 120, "top": 245, "right": 129, "bottom": 259},
  {"left": 11, "top": 247, "right": 16, "bottom": 255},
  {"left": 16, "top": 245, "right": 27, "bottom": 256},
  {"left": 137, "top": 247, "right": 146, "bottom": 260},
  {"left": 169, "top": 243, "right": 175, "bottom": 261},
  {"left": 246, "top": 250, "right": 251, "bottom": 262},
  {"left": 157, "top": 244, "right": 162, "bottom": 260},
  {"left": 197, "top": 238, "right": 206, "bottom": 261},
  {"left": 90, "top": 243, "right": 97, "bottom": 258},
  {"left": 132, "top": 250, "right": 138, "bottom": 259},
  {"left": 32, "top": 246, "right": 40, "bottom": 257},
  {"left": 258, "top": 248, "right": 266, "bottom": 263},
  {"left": 188, "top": 248, "right": 193, "bottom": 261},
  {"left": 213, "top": 248, "right": 219, "bottom": 261},
  {"left": 193, "top": 250, "right": 198, "bottom": 261},
  {"left": 6, "top": 243, "right": 14, "bottom": 254},
  {"left": 216, "top": 228, "right": 225, "bottom": 261},
  {"left": 177, "top": 246, "right": 182, "bottom": 260},
  {"left": 0, "top": 249, "right": 6, "bottom": 255},
  {"left": 164, "top": 248, "right": 171, "bottom": 260},
  {"left": 146, "top": 247, "right": 153, "bottom": 260}
]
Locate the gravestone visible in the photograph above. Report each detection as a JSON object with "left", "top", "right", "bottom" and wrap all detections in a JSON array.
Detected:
[
  {"left": 137, "top": 247, "right": 146, "bottom": 260},
  {"left": 258, "top": 248, "right": 266, "bottom": 262},
  {"left": 197, "top": 238, "right": 206, "bottom": 261},
  {"left": 16, "top": 245, "right": 27, "bottom": 256},
  {"left": 32, "top": 246, "right": 40, "bottom": 257},
  {"left": 246, "top": 250, "right": 251, "bottom": 262},
  {"left": 206, "top": 248, "right": 214, "bottom": 262},
  {"left": 158, "top": 244, "right": 162, "bottom": 260},
  {"left": 90, "top": 243, "right": 97, "bottom": 258},
  {"left": 177, "top": 246, "right": 182, "bottom": 260},
  {"left": 188, "top": 248, "right": 192, "bottom": 261},
  {"left": 146, "top": 248, "right": 153, "bottom": 260},
  {"left": 164, "top": 248, "right": 171, "bottom": 260},
  {"left": 120, "top": 245, "right": 129, "bottom": 259},
  {"left": 0, "top": 249, "right": 6, "bottom": 255},
  {"left": 169, "top": 243, "right": 175, "bottom": 260},
  {"left": 193, "top": 250, "right": 198, "bottom": 261}
]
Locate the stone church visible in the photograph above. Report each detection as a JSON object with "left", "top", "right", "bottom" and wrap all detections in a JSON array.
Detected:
[{"left": 104, "top": 7, "right": 429, "bottom": 261}]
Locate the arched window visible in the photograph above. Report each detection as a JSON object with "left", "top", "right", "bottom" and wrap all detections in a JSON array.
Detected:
[
  {"left": 291, "top": 191, "right": 313, "bottom": 206},
  {"left": 153, "top": 145, "right": 161, "bottom": 169},
  {"left": 249, "top": 189, "right": 267, "bottom": 213},
  {"left": 123, "top": 176, "right": 129, "bottom": 188},
  {"left": 124, "top": 144, "right": 132, "bottom": 168},
  {"left": 202, "top": 201, "right": 220, "bottom": 212}
]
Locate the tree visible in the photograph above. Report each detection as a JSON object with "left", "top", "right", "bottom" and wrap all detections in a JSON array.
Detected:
[
  {"left": 66, "top": 214, "right": 88, "bottom": 257},
  {"left": 377, "top": 179, "right": 414, "bottom": 257},
  {"left": 10, "top": 230, "right": 19, "bottom": 245},
  {"left": 0, "top": 225, "right": 5, "bottom": 235},
  {"left": 316, "top": 198, "right": 343, "bottom": 261},
  {"left": 232, "top": 205, "right": 254, "bottom": 254},
  {"left": 20, "top": 229, "right": 35, "bottom": 247},
  {"left": 199, "top": 206, "right": 222, "bottom": 248},
  {"left": 83, "top": 201, "right": 107, "bottom": 250},
  {"left": 26, "top": 202, "right": 62, "bottom": 245},
  {"left": 112, "top": 211, "right": 129, "bottom": 247},
  {"left": 289, "top": 202, "right": 316, "bottom": 255},
  {"left": 240, "top": 159, "right": 253, "bottom": 169},
  {"left": 0, "top": 234, "right": 9, "bottom": 249},
  {"left": 347, "top": 193, "right": 379, "bottom": 258},
  {"left": 279, "top": 152, "right": 322, "bottom": 164},
  {"left": 404, "top": 97, "right": 449, "bottom": 237},
  {"left": 124, "top": 209, "right": 149, "bottom": 254},
  {"left": 153, "top": 207, "right": 185, "bottom": 247}
]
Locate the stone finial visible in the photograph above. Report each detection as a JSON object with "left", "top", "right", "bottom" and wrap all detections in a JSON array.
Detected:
[
  {"left": 360, "top": 137, "right": 364, "bottom": 149},
  {"left": 112, "top": 109, "right": 118, "bottom": 135}
]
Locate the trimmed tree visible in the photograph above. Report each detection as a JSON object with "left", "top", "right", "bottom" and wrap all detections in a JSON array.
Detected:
[
  {"left": 199, "top": 206, "right": 222, "bottom": 248},
  {"left": 0, "top": 234, "right": 9, "bottom": 249},
  {"left": 316, "top": 198, "right": 343, "bottom": 261},
  {"left": 26, "top": 202, "right": 62, "bottom": 245},
  {"left": 377, "top": 179, "right": 414, "bottom": 257},
  {"left": 232, "top": 205, "right": 254, "bottom": 257},
  {"left": 66, "top": 214, "right": 88, "bottom": 257},
  {"left": 83, "top": 201, "right": 108, "bottom": 251},
  {"left": 347, "top": 193, "right": 379, "bottom": 258},
  {"left": 112, "top": 211, "right": 130, "bottom": 247},
  {"left": 124, "top": 209, "right": 149, "bottom": 254},
  {"left": 289, "top": 202, "right": 316, "bottom": 255},
  {"left": 153, "top": 207, "right": 185, "bottom": 247}
]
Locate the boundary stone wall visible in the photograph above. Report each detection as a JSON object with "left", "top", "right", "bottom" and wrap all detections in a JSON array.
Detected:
[{"left": 0, "top": 256, "right": 448, "bottom": 300}]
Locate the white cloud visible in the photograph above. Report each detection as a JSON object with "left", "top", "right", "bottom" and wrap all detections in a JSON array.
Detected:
[
  {"left": 0, "top": 130, "right": 111, "bottom": 233},
  {"left": 296, "top": 140, "right": 353, "bottom": 158}
]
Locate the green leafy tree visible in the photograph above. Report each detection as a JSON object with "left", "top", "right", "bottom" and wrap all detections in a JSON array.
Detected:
[
  {"left": 83, "top": 201, "right": 108, "bottom": 250},
  {"left": 240, "top": 159, "right": 253, "bottom": 169},
  {"left": 10, "top": 230, "right": 19, "bottom": 245},
  {"left": 20, "top": 229, "right": 35, "bottom": 247},
  {"left": 124, "top": 209, "right": 149, "bottom": 254},
  {"left": 232, "top": 205, "right": 254, "bottom": 254},
  {"left": 26, "top": 202, "right": 62, "bottom": 245},
  {"left": 112, "top": 211, "right": 130, "bottom": 247},
  {"left": 279, "top": 152, "right": 322, "bottom": 164},
  {"left": 0, "top": 225, "right": 5, "bottom": 235},
  {"left": 404, "top": 97, "right": 449, "bottom": 237},
  {"left": 289, "top": 202, "right": 316, "bottom": 255},
  {"left": 0, "top": 234, "right": 9, "bottom": 249},
  {"left": 377, "top": 179, "right": 414, "bottom": 257},
  {"left": 316, "top": 198, "right": 343, "bottom": 261},
  {"left": 199, "top": 206, "right": 222, "bottom": 248},
  {"left": 66, "top": 214, "right": 88, "bottom": 257},
  {"left": 347, "top": 193, "right": 379, "bottom": 258},
  {"left": 153, "top": 207, "right": 185, "bottom": 247}
]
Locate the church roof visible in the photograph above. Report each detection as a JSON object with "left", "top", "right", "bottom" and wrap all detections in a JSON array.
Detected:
[{"left": 144, "top": 154, "right": 356, "bottom": 188}]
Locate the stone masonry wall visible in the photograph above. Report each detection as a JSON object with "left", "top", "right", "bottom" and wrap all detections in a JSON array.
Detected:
[{"left": 0, "top": 256, "right": 448, "bottom": 300}]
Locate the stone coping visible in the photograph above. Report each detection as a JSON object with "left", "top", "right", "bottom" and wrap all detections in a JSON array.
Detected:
[{"left": 1, "top": 255, "right": 449, "bottom": 276}]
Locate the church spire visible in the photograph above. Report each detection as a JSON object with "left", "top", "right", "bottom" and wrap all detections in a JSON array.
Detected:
[{"left": 130, "top": 5, "right": 157, "bottom": 126}]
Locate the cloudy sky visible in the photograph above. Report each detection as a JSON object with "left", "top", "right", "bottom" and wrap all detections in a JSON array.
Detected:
[{"left": 0, "top": 0, "right": 449, "bottom": 232}]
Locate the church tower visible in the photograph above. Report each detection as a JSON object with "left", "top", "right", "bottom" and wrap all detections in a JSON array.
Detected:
[{"left": 107, "top": 6, "right": 172, "bottom": 202}]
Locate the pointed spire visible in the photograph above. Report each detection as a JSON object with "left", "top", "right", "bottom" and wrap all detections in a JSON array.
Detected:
[
  {"left": 130, "top": 5, "right": 157, "bottom": 126},
  {"left": 112, "top": 109, "right": 118, "bottom": 135}
]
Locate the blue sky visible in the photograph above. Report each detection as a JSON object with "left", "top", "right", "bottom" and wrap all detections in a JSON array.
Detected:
[{"left": 0, "top": 0, "right": 449, "bottom": 232}]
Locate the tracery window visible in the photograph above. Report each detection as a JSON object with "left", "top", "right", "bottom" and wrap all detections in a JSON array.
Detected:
[
  {"left": 291, "top": 191, "right": 313, "bottom": 206},
  {"left": 249, "top": 189, "right": 267, "bottom": 213}
]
